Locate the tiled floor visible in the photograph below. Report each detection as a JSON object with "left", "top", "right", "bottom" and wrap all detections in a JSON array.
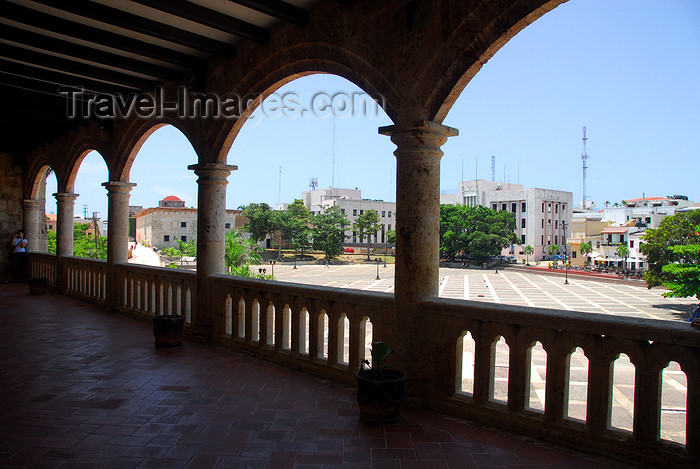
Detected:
[{"left": 0, "top": 283, "right": 615, "bottom": 468}]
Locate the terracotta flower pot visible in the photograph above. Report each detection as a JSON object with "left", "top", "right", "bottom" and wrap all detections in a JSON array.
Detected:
[
  {"left": 152, "top": 315, "right": 184, "bottom": 347},
  {"left": 355, "top": 369, "right": 406, "bottom": 424}
]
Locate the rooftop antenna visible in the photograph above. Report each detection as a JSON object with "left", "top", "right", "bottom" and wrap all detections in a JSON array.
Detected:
[
  {"left": 331, "top": 103, "right": 336, "bottom": 188},
  {"left": 491, "top": 155, "right": 495, "bottom": 182},
  {"left": 83, "top": 204, "right": 89, "bottom": 219},
  {"left": 309, "top": 177, "right": 318, "bottom": 190},
  {"left": 581, "top": 126, "right": 590, "bottom": 209},
  {"left": 277, "top": 166, "right": 281, "bottom": 205}
]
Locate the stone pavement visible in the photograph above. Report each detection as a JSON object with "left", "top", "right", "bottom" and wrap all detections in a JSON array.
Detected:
[{"left": 0, "top": 282, "right": 617, "bottom": 468}]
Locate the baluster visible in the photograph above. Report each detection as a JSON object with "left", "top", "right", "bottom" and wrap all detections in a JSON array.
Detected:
[
  {"left": 508, "top": 340, "right": 531, "bottom": 413},
  {"left": 687, "top": 364, "right": 699, "bottom": 458},
  {"left": 348, "top": 317, "right": 363, "bottom": 372},
  {"left": 327, "top": 312, "right": 340, "bottom": 365},
  {"left": 291, "top": 305, "right": 303, "bottom": 354},
  {"left": 633, "top": 364, "right": 662, "bottom": 444},
  {"left": 587, "top": 353, "right": 614, "bottom": 434},
  {"left": 309, "top": 311, "right": 321, "bottom": 359},
  {"left": 472, "top": 330, "right": 493, "bottom": 404},
  {"left": 545, "top": 345, "right": 571, "bottom": 423}
]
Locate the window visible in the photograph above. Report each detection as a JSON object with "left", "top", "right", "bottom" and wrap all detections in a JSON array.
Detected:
[
  {"left": 341, "top": 209, "right": 345, "bottom": 214},
  {"left": 493, "top": 204, "right": 498, "bottom": 210},
  {"left": 555, "top": 204, "right": 558, "bottom": 214},
  {"left": 181, "top": 236, "right": 187, "bottom": 242},
  {"left": 541, "top": 235, "right": 544, "bottom": 244},
  {"left": 181, "top": 221, "right": 186, "bottom": 227},
  {"left": 542, "top": 203, "right": 545, "bottom": 212},
  {"left": 360, "top": 210, "right": 364, "bottom": 215},
  {"left": 563, "top": 204, "right": 566, "bottom": 211},
  {"left": 521, "top": 219, "right": 526, "bottom": 228},
  {"left": 388, "top": 224, "right": 391, "bottom": 231},
  {"left": 353, "top": 209, "right": 357, "bottom": 216},
  {"left": 548, "top": 203, "right": 551, "bottom": 213},
  {"left": 225, "top": 223, "right": 230, "bottom": 229},
  {"left": 572, "top": 251, "right": 577, "bottom": 258},
  {"left": 388, "top": 211, "right": 392, "bottom": 218},
  {"left": 541, "top": 219, "right": 544, "bottom": 228},
  {"left": 512, "top": 203, "right": 517, "bottom": 212},
  {"left": 501, "top": 203, "right": 507, "bottom": 211},
  {"left": 522, "top": 202, "right": 526, "bottom": 212},
  {"left": 382, "top": 211, "right": 385, "bottom": 217},
  {"left": 555, "top": 235, "right": 558, "bottom": 245},
  {"left": 630, "top": 240, "right": 634, "bottom": 248},
  {"left": 164, "top": 235, "right": 169, "bottom": 242},
  {"left": 548, "top": 219, "right": 551, "bottom": 226},
  {"left": 352, "top": 231, "right": 356, "bottom": 243},
  {"left": 555, "top": 220, "right": 558, "bottom": 229},
  {"left": 521, "top": 234, "right": 525, "bottom": 244}
]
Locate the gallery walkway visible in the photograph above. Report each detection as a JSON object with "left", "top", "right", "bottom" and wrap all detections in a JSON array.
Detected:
[{"left": 0, "top": 283, "right": 617, "bottom": 468}]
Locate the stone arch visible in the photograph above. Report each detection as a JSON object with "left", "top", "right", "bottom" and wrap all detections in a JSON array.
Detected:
[
  {"left": 113, "top": 116, "right": 198, "bottom": 182},
  {"left": 209, "top": 44, "right": 399, "bottom": 163},
  {"left": 422, "top": 0, "right": 565, "bottom": 123}
]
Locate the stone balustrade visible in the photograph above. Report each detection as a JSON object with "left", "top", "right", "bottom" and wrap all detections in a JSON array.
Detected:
[{"left": 27, "top": 252, "right": 56, "bottom": 285}]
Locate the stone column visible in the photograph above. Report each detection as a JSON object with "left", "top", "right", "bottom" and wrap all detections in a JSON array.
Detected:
[
  {"left": 54, "top": 192, "right": 78, "bottom": 290},
  {"left": 379, "top": 121, "right": 458, "bottom": 396},
  {"left": 102, "top": 182, "right": 135, "bottom": 264},
  {"left": 21, "top": 199, "right": 42, "bottom": 253},
  {"left": 54, "top": 192, "right": 78, "bottom": 257},
  {"left": 188, "top": 163, "right": 237, "bottom": 339}
]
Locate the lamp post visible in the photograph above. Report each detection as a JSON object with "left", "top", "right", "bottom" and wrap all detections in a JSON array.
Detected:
[
  {"left": 270, "top": 260, "right": 275, "bottom": 277},
  {"left": 383, "top": 225, "right": 387, "bottom": 268},
  {"left": 562, "top": 220, "right": 569, "bottom": 285},
  {"left": 376, "top": 257, "right": 380, "bottom": 280}
]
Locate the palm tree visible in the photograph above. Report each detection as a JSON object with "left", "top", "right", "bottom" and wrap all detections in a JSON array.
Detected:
[
  {"left": 604, "top": 200, "right": 611, "bottom": 208},
  {"left": 615, "top": 243, "right": 630, "bottom": 270},
  {"left": 579, "top": 241, "right": 593, "bottom": 265},
  {"left": 523, "top": 244, "right": 534, "bottom": 265},
  {"left": 548, "top": 244, "right": 560, "bottom": 257}
]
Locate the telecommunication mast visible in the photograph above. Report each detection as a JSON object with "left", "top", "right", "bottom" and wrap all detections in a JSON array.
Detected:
[{"left": 581, "top": 126, "right": 590, "bottom": 209}]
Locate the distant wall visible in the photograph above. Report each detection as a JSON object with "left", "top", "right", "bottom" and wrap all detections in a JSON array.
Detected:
[{"left": 0, "top": 153, "right": 23, "bottom": 275}]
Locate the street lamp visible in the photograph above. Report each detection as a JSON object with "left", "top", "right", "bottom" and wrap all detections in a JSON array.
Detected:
[
  {"left": 270, "top": 260, "right": 275, "bottom": 277},
  {"left": 562, "top": 220, "right": 569, "bottom": 285},
  {"left": 376, "top": 257, "right": 380, "bottom": 280}
]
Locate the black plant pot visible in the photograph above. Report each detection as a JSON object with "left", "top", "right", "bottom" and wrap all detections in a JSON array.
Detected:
[
  {"left": 356, "top": 369, "right": 406, "bottom": 424},
  {"left": 152, "top": 315, "right": 184, "bottom": 347}
]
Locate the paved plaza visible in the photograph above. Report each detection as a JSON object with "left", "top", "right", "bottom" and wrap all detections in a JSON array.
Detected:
[{"left": 272, "top": 263, "right": 695, "bottom": 445}]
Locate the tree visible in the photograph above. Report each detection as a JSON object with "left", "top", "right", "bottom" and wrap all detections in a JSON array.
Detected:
[
  {"left": 177, "top": 238, "right": 197, "bottom": 257},
  {"left": 548, "top": 244, "right": 560, "bottom": 257},
  {"left": 523, "top": 244, "right": 534, "bottom": 264},
  {"left": 311, "top": 206, "right": 348, "bottom": 259},
  {"left": 386, "top": 229, "right": 396, "bottom": 245},
  {"left": 439, "top": 204, "right": 518, "bottom": 265},
  {"left": 224, "top": 229, "right": 262, "bottom": 276},
  {"left": 49, "top": 223, "right": 108, "bottom": 259},
  {"left": 661, "top": 242, "right": 700, "bottom": 299},
  {"left": 615, "top": 243, "right": 630, "bottom": 269},
  {"left": 641, "top": 210, "right": 700, "bottom": 289},
  {"left": 604, "top": 200, "right": 611, "bottom": 208},
  {"left": 579, "top": 241, "right": 593, "bottom": 265},
  {"left": 242, "top": 202, "right": 285, "bottom": 260},
  {"left": 353, "top": 210, "right": 381, "bottom": 260},
  {"left": 280, "top": 199, "right": 312, "bottom": 256}
]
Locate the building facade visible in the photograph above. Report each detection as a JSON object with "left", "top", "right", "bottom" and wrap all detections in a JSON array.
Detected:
[{"left": 134, "top": 196, "right": 244, "bottom": 249}]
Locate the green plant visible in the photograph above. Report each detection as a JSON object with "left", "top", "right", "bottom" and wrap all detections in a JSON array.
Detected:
[{"left": 360, "top": 341, "right": 393, "bottom": 377}]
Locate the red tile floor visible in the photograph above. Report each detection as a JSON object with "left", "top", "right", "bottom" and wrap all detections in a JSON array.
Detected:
[{"left": 0, "top": 283, "right": 618, "bottom": 468}]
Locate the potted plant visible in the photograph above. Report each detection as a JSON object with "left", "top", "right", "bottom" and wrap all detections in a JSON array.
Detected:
[
  {"left": 355, "top": 341, "right": 406, "bottom": 424},
  {"left": 152, "top": 314, "right": 184, "bottom": 347}
]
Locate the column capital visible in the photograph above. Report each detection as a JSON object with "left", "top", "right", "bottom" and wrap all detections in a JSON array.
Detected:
[
  {"left": 53, "top": 192, "right": 79, "bottom": 203},
  {"left": 102, "top": 181, "right": 136, "bottom": 194},
  {"left": 22, "top": 198, "right": 42, "bottom": 209},
  {"left": 188, "top": 163, "right": 238, "bottom": 183},
  {"left": 378, "top": 120, "right": 459, "bottom": 138}
]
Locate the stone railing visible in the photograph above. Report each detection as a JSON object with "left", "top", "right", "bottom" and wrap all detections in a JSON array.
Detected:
[
  {"left": 114, "top": 263, "right": 196, "bottom": 324},
  {"left": 420, "top": 296, "right": 699, "bottom": 466},
  {"left": 27, "top": 251, "right": 56, "bottom": 285},
  {"left": 63, "top": 256, "right": 108, "bottom": 304},
  {"left": 208, "top": 274, "right": 395, "bottom": 384}
]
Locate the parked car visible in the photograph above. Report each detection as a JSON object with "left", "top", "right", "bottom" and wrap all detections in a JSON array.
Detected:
[{"left": 344, "top": 247, "right": 354, "bottom": 253}]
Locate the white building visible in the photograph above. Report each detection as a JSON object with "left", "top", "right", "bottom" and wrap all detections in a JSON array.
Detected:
[
  {"left": 601, "top": 195, "right": 696, "bottom": 228},
  {"left": 301, "top": 187, "right": 396, "bottom": 244},
  {"left": 441, "top": 180, "right": 573, "bottom": 261}
]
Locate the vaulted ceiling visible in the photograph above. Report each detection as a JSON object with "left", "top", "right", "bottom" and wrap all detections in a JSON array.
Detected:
[{"left": 0, "top": 0, "right": 324, "bottom": 156}]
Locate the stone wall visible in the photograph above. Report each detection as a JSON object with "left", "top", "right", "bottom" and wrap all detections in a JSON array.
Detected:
[{"left": 0, "top": 153, "right": 23, "bottom": 276}]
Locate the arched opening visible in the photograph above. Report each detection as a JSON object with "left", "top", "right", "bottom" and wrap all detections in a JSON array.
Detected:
[
  {"left": 661, "top": 361, "right": 687, "bottom": 445},
  {"left": 282, "top": 305, "right": 292, "bottom": 350},
  {"left": 361, "top": 316, "right": 373, "bottom": 363},
  {"left": 458, "top": 331, "right": 475, "bottom": 395},
  {"left": 528, "top": 341, "right": 547, "bottom": 412},
  {"left": 125, "top": 125, "right": 198, "bottom": 266},
  {"left": 225, "top": 295, "right": 233, "bottom": 335},
  {"left": 237, "top": 297, "right": 246, "bottom": 339},
  {"left": 223, "top": 74, "right": 394, "bottom": 284},
  {"left": 611, "top": 353, "right": 635, "bottom": 432},
  {"left": 567, "top": 347, "right": 589, "bottom": 422},
  {"left": 338, "top": 314, "right": 350, "bottom": 365},
  {"left": 491, "top": 336, "right": 509, "bottom": 403}
]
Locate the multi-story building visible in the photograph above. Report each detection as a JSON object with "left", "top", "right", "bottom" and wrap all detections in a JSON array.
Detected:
[
  {"left": 441, "top": 181, "right": 573, "bottom": 261},
  {"left": 601, "top": 195, "right": 696, "bottom": 228},
  {"left": 134, "top": 196, "right": 244, "bottom": 249},
  {"left": 301, "top": 188, "right": 396, "bottom": 244}
]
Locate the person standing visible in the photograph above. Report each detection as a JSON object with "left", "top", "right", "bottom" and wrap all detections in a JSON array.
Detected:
[{"left": 9, "top": 230, "right": 27, "bottom": 282}]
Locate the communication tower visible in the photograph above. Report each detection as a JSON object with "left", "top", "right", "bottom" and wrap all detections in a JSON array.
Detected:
[
  {"left": 491, "top": 155, "right": 495, "bottom": 182},
  {"left": 581, "top": 126, "right": 590, "bottom": 209},
  {"left": 309, "top": 177, "right": 318, "bottom": 190}
]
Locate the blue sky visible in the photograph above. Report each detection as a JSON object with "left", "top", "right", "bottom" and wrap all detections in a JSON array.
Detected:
[{"left": 47, "top": 0, "right": 700, "bottom": 219}]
